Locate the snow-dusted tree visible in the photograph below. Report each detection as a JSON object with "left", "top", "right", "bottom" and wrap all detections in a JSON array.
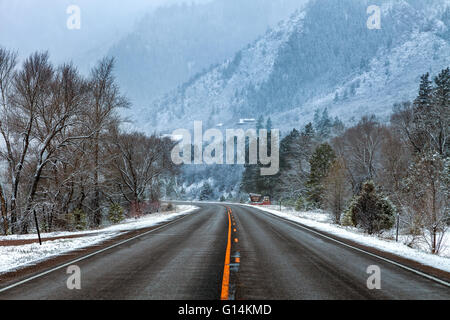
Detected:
[
  {"left": 378, "top": 128, "right": 410, "bottom": 203},
  {"left": 323, "top": 157, "right": 350, "bottom": 224},
  {"left": 0, "top": 48, "right": 17, "bottom": 233},
  {"left": 86, "top": 57, "right": 129, "bottom": 226},
  {"left": 428, "top": 68, "right": 449, "bottom": 157},
  {"left": 107, "top": 131, "right": 177, "bottom": 216},
  {"left": 199, "top": 182, "right": 214, "bottom": 201},
  {"left": 305, "top": 142, "right": 335, "bottom": 207},
  {"left": 333, "top": 116, "right": 386, "bottom": 195},
  {"left": 17, "top": 60, "right": 95, "bottom": 233},
  {"left": 402, "top": 153, "right": 449, "bottom": 254},
  {"left": 343, "top": 181, "right": 396, "bottom": 234},
  {"left": 392, "top": 69, "right": 449, "bottom": 157},
  {"left": 275, "top": 125, "right": 316, "bottom": 201},
  {"left": 0, "top": 52, "right": 55, "bottom": 233}
]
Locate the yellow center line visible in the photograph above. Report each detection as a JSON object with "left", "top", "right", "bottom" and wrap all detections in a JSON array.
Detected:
[{"left": 220, "top": 207, "right": 232, "bottom": 300}]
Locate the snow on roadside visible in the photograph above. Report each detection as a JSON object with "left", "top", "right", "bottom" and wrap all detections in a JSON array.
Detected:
[
  {"left": 0, "top": 205, "right": 198, "bottom": 274},
  {"left": 0, "top": 233, "right": 114, "bottom": 274},
  {"left": 246, "top": 205, "right": 450, "bottom": 273}
]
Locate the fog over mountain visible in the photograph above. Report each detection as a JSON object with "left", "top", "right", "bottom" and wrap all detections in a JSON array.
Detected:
[
  {"left": 0, "top": 0, "right": 208, "bottom": 72},
  {"left": 109, "top": 0, "right": 309, "bottom": 110},
  {"left": 133, "top": 0, "right": 450, "bottom": 135},
  {"left": 3, "top": 0, "right": 449, "bottom": 135}
]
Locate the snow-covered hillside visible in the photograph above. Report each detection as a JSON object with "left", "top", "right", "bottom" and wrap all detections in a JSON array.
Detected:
[
  {"left": 134, "top": 0, "right": 450, "bottom": 134},
  {"left": 110, "top": 0, "right": 309, "bottom": 108}
]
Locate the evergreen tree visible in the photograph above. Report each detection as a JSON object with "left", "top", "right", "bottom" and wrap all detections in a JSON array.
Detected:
[
  {"left": 415, "top": 73, "right": 433, "bottom": 109},
  {"left": 343, "top": 181, "right": 395, "bottom": 234},
  {"left": 265, "top": 117, "right": 272, "bottom": 132},
  {"left": 256, "top": 115, "right": 264, "bottom": 131},
  {"left": 313, "top": 108, "right": 333, "bottom": 139},
  {"left": 199, "top": 182, "right": 214, "bottom": 201},
  {"left": 303, "top": 122, "right": 315, "bottom": 138},
  {"left": 431, "top": 68, "right": 450, "bottom": 156},
  {"left": 305, "top": 143, "right": 336, "bottom": 207},
  {"left": 108, "top": 203, "right": 125, "bottom": 224},
  {"left": 313, "top": 109, "right": 321, "bottom": 130}
]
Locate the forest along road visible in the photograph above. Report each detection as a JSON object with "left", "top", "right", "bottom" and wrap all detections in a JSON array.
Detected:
[{"left": 0, "top": 203, "right": 449, "bottom": 300}]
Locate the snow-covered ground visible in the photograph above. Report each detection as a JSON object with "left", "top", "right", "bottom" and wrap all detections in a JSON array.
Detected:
[
  {"left": 0, "top": 205, "right": 198, "bottom": 274},
  {"left": 247, "top": 205, "right": 450, "bottom": 273}
]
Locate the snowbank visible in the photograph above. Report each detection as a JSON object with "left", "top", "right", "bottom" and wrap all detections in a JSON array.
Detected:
[
  {"left": 0, "top": 205, "right": 198, "bottom": 274},
  {"left": 246, "top": 205, "right": 450, "bottom": 273}
]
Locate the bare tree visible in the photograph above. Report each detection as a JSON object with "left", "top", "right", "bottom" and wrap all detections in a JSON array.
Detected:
[
  {"left": 0, "top": 52, "right": 54, "bottom": 232},
  {"left": 0, "top": 48, "right": 18, "bottom": 234},
  {"left": 87, "top": 57, "right": 129, "bottom": 226},
  {"left": 323, "top": 157, "right": 350, "bottom": 224},
  {"left": 107, "top": 132, "right": 177, "bottom": 215},
  {"left": 402, "top": 153, "right": 449, "bottom": 254},
  {"left": 333, "top": 116, "right": 386, "bottom": 195}
]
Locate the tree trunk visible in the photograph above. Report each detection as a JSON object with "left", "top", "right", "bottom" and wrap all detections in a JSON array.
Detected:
[
  {"left": 0, "top": 184, "right": 8, "bottom": 235},
  {"left": 93, "top": 131, "right": 101, "bottom": 226}
]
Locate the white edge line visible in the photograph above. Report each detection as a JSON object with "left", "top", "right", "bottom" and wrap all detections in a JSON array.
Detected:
[
  {"left": 0, "top": 212, "right": 195, "bottom": 294},
  {"left": 238, "top": 204, "right": 450, "bottom": 288}
]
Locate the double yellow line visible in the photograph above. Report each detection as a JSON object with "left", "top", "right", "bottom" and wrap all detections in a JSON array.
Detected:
[{"left": 220, "top": 207, "right": 232, "bottom": 300}]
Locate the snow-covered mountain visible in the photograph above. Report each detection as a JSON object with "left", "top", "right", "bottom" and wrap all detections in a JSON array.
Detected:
[
  {"left": 134, "top": 0, "right": 450, "bottom": 134},
  {"left": 109, "top": 0, "right": 308, "bottom": 110}
]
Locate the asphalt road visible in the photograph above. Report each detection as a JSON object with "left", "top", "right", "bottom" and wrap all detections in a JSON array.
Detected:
[{"left": 0, "top": 203, "right": 449, "bottom": 300}]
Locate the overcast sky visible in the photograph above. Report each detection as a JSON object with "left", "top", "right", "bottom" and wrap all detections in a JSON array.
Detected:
[{"left": 0, "top": 0, "right": 210, "bottom": 66}]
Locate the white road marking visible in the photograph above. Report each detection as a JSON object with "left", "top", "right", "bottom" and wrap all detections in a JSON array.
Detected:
[
  {"left": 0, "top": 213, "right": 194, "bottom": 293},
  {"left": 241, "top": 205, "right": 450, "bottom": 288}
]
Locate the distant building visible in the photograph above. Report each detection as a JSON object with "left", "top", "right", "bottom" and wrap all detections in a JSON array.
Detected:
[
  {"left": 237, "top": 118, "right": 256, "bottom": 126},
  {"left": 248, "top": 193, "right": 271, "bottom": 205}
]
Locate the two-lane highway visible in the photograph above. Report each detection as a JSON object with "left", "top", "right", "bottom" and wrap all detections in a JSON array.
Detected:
[
  {"left": 0, "top": 203, "right": 449, "bottom": 300},
  {"left": 0, "top": 204, "right": 228, "bottom": 299}
]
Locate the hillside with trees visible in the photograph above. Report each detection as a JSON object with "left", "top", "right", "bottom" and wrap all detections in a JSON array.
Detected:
[{"left": 241, "top": 67, "right": 449, "bottom": 254}]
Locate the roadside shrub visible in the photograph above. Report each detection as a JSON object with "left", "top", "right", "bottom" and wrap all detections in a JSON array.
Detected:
[
  {"left": 344, "top": 181, "right": 396, "bottom": 234},
  {"left": 341, "top": 196, "right": 357, "bottom": 227},
  {"left": 295, "top": 196, "right": 306, "bottom": 211},
  {"left": 67, "top": 208, "right": 87, "bottom": 231},
  {"left": 108, "top": 203, "right": 125, "bottom": 224}
]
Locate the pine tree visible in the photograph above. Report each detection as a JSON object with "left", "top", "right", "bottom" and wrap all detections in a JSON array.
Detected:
[
  {"left": 303, "top": 122, "right": 315, "bottom": 138},
  {"left": 431, "top": 68, "right": 450, "bottom": 156},
  {"left": 256, "top": 115, "right": 264, "bottom": 131},
  {"left": 344, "top": 181, "right": 395, "bottom": 234},
  {"left": 199, "top": 182, "right": 214, "bottom": 201},
  {"left": 415, "top": 73, "right": 432, "bottom": 109},
  {"left": 108, "top": 203, "right": 125, "bottom": 224},
  {"left": 306, "top": 143, "right": 336, "bottom": 207},
  {"left": 265, "top": 117, "right": 272, "bottom": 132}
]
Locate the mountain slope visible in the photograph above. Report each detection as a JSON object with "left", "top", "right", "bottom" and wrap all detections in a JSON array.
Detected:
[
  {"left": 109, "top": 0, "right": 308, "bottom": 108},
  {"left": 135, "top": 0, "right": 450, "bottom": 134}
]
